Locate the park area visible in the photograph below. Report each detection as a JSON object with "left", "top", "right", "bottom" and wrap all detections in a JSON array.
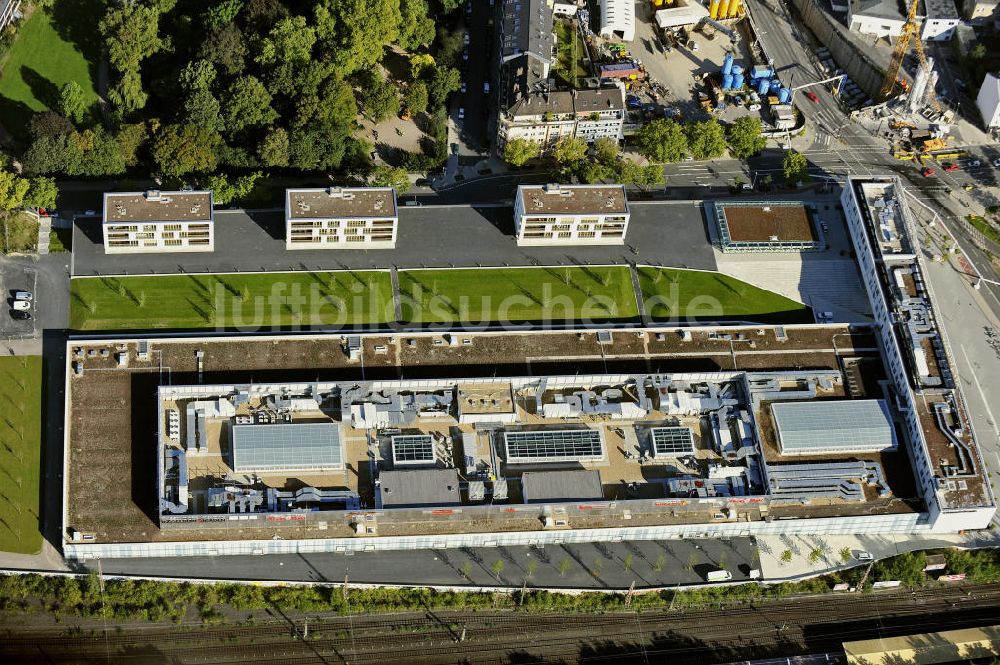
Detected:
[
  {"left": 0, "top": 356, "right": 43, "bottom": 554},
  {"left": 398, "top": 267, "right": 639, "bottom": 325},
  {"left": 0, "top": 1, "right": 102, "bottom": 141},
  {"left": 69, "top": 271, "right": 395, "bottom": 331},
  {"left": 638, "top": 267, "right": 812, "bottom": 323}
]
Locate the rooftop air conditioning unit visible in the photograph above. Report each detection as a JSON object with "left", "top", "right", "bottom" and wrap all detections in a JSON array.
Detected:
[{"left": 145, "top": 190, "right": 162, "bottom": 201}]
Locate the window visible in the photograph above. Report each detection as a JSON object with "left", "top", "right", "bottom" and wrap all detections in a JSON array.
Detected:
[
  {"left": 578, "top": 231, "right": 596, "bottom": 238},
  {"left": 347, "top": 219, "right": 366, "bottom": 228},
  {"left": 558, "top": 231, "right": 572, "bottom": 238},
  {"left": 163, "top": 224, "right": 182, "bottom": 231},
  {"left": 346, "top": 235, "right": 367, "bottom": 242}
]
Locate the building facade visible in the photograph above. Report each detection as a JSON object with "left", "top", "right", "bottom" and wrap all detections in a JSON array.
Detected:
[
  {"left": 102, "top": 190, "right": 214, "bottom": 254},
  {"left": 285, "top": 187, "right": 398, "bottom": 249},
  {"left": 498, "top": 87, "right": 625, "bottom": 152},
  {"left": 921, "top": 0, "right": 961, "bottom": 40},
  {"left": 976, "top": 72, "right": 1000, "bottom": 129},
  {"left": 513, "top": 184, "right": 630, "bottom": 245}
]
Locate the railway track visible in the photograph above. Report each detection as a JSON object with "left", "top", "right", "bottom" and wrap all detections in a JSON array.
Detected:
[{"left": 3, "top": 583, "right": 999, "bottom": 664}]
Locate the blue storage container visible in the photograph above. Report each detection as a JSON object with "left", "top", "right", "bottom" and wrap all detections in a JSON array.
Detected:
[
  {"left": 731, "top": 64, "right": 744, "bottom": 76},
  {"left": 778, "top": 87, "right": 791, "bottom": 103},
  {"left": 722, "top": 53, "right": 734, "bottom": 76},
  {"left": 769, "top": 80, "right": 782, "bottom": 94},
  {"left": 722, "top": 72, "right": 734, "bottom": 90},
  {"left": 757, "top": 78, "right": 770, "bottom": 95},
  {"left": 732, "top": 72, "right": 744, "bottom": 90},
  {"left": 751, "top": 65, "right": 773, "bottom": 79}
]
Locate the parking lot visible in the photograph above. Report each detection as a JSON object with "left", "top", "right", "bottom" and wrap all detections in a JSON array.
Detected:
[{"left": 0, "top": 261, "right": 38, "bottom": 339}]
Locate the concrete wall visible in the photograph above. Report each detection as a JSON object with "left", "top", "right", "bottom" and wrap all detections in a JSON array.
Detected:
[{"left": 787, "top": 0, "right": 891, "bottom": 101}]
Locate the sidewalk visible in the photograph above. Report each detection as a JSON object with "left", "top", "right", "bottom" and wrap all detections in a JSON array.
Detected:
[
  {"left": 757, "top": 531, "right": 1000, "bottom": 581},
  {"left": 0, "top": 540, "right": 69, "bottom": 572}
]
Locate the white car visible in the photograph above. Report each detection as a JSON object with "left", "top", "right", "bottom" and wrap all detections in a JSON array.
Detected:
[
  {"left": 483, "top": 82, "right": 490, "bottom": 94},
  {"left": 460, "top": 81, "right": 467, "bottom": 93},
  {"left": 14, "top": 291, "right": 32, "bottom": 301},
  {"left": 458, "top": 107, "right": 465, "bottom": 120},
  {"left": 855, "top": 551, "right": 874, "bottom": 561},
  {"left": 12, "top": 300, "right": 30, "bottom": 311},
  {"left": 463, "top": 32, "right": 470, "bottom": 46},
  {"left": 970, "top": 159, "right": 981, "bottom": 167}
]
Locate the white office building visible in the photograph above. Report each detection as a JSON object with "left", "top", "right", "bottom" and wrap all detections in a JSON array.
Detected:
[
  {"left": 285, "top": 187, "right": 398, "bottom": 249},
  {"left": 513, "top": 184, "right": 630, "bottom": 245},
  {"left": 102, "top": 190, "right": 214, "bottom": 254},
  {"left": 599, "top": 0, "right": 636, "bottom": 41},
  {"left": 976, "top": 72, "right": 1000, "bottom": 128}
]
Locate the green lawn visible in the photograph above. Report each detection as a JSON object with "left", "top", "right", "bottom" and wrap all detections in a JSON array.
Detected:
[
  {"left": 398, "top": 267, "right": 640, "bottom": 324},
  {"left": 0, "top": 212, "right": 38, "bottom": 254},
  {"left": 638, "top": 267, "right": 813, "bottom": 323},
  {"left": 0, "top": 3, "right": 102, "bottom": 140},
  {"left": 70, "top": 271, "right": 395, "bottom": 331},
  {"left": 968, "top": 215, "right": 1000, "bottom": 246},
  {"left": 0, "top": 357, "right": 43, "bottom": 554}
]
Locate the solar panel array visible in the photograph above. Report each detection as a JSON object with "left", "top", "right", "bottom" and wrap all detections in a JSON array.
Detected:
[
  {"left": 392, "top": 435, "right": 436, "bottom": 465},
  {"left": 231, "top": 423, "right": 343, "bottom": 472},
  {"left": 504, "top": 429, "right": 604, "bottom": 463},
  {"left": 771, "top": 400, "right": 896, "bottom": 455},
  {"left": 651, "top": 427, "right": 695, "bottom": 456}
]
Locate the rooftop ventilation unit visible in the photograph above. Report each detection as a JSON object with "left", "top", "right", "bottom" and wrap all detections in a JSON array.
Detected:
[{"left": 144, "top": 190, "right": 162, "bottom": 201}]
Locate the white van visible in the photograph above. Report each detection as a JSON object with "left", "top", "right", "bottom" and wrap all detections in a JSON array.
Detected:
[{"left": 706, "top": 569, "right": 733, "bottom": 582}]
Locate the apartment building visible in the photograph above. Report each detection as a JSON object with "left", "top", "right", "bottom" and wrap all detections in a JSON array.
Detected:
[
  {"left": 102, "top": 190, "right": 213, "bottom": 254},
  {"left": 513, "top": 184, "right": 629, "bottom": 245},
  {"left": 285, "top": 187, "right": 398, "bottom": 249},
  {"left": 498, "top": 86, "right": 626, "bottom": 151}
]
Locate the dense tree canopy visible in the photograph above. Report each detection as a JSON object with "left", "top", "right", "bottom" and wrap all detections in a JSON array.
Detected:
[
  {"left": 685, "top": 119, "right": 727, "bottom": 160},
  {"left": 726, "top": 116, "right": 767, "bottom": 159},
  {"left": 503, "top": 139, "right": 540, "bottom": 167},
  {"left": 783, "top": 150, "right": 810, "bottom": 186},
  {"left": 635, "top": 119, "right": 688, "bottom": 163}
]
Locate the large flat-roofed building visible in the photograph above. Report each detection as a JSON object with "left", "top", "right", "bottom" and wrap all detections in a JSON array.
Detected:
[
  {"left": 102, "top": 190, "right": 213, "bottom": 253},
  {"left": 842, "top": 176, "right": 995, "bottom": 532},
  {"left": 231, "top": 423, "right": 344, "bottom": 473},
  {"left": 285, "top": 187, "right": 398, "bottom": 249},
  {"left": 771, "top": 400, "right": 896, "bottom": 455},
  {"left": 513, "top": 184, "right": 629, "bottom": 245},
  {"left": 377, "top": 468, "right": 461, "bottom": 508},
  {"left": 709, "top": 201, "right": 824, "bottom": 253},
  {"left": 521, "top": 470, "right": 604, "bottom": 503}
]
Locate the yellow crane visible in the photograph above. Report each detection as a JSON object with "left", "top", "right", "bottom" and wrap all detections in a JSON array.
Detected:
[{"left": 877, "top": 0, "right": 940, "bottom": 111}]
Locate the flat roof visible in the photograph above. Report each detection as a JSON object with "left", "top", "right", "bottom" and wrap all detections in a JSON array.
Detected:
[
  {"left": 772, "top": 400, "right": 895, "bottom": 454},
  {"left": 103, "top": 191, "right": 213, "bottom": 224},
  {"left": 457, "top": 382, "right": 515, "bottom": 415},
  {"left": 287, "top": 187, "right": 397, "bottom": 220},
  {"left": 719, "top": 202, "right": 817, "bottom": 243},
  {"left": 378, "top": 468, "right": 461, "bottom": 508},
  {"left": 231, "top": 423, "right": 344, "bottom": 472},
  {"left": 851, "top": 0, "right": 909, "bottom": 21},
  {"left": 521, "top": 470, "right": 604, "bottom": 503},
  {"left": 517, "top": 185, "right": 628, "bottom": 216}
]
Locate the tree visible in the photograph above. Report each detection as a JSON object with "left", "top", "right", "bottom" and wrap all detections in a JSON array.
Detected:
[
  {"left": 361, "top": 72, "right": 401, "bottom": 122},
  {"left": 107, "top": 69, "right": 148, "bottom": 116},
  {"left": 685, "top": 119, "right": 727, "bottom": 160},
  {"left": 783, "top": 149, "right": 810, "bottom": 186},
  {"left": 840, "top": 547, "right": 852, "bottom": 563},
  {"left": 969, "top": 43, "right": 987, "bottom": 60},
  {"left": 399, "top": 0, "right": 435, "bottom": 50},
  {"left": 183, "top": 88, "right": 224, "bottom": 133},
  {"left": 258, "top": 127, "right": 290, "bottom": 167},
  {"left": 621, "top": 160, "right": 664, "bottom": 190},
  {"left": 320, "top": 0, "right": 402, "bottom": 74},
  {"left": 24, "top": 177, "right": 58, "bottom": 210},
  {"left": 100, "top": 2, "right": 161, "bottom": 71},
  {"left": 59, "top": 82, "right": 87, "bottom": 125},
  {"left": 761, "top": 174, "right": 773, "bottom": 191},
  {"left": 808, "top": 547, "right": 823, "bottom": 564},
  {"left": 0, "top": 170, "right": 30, "bottom": 212},
  {"left": 256, "top": 15, "right": 316, "bottom": 66},
  {"left": 552, "top": 136, "right": 588, "bottom": 165},
  {"left": 780, "top": 550, "right": 793, "bottom": 564},
  {"left": 152, "top": 124, "right": 221, "bottom": 177},
  {"left": 490, "top": 559, "right": 505, "bottom": 581},
  {"left": 203, "top": 171, "right": 262, "bottom": 206},
  {"left": 623, "top": 553, "right": 634, "bottom": 572},
  {"left": 404, "top": 82, "right": 429, "bottom": 116},
  {"left": 316, "top": 76, "right": 358, "bottom": 127},
  {"left": 635, "top": 119, "right": 688, "bottom": 163},
  {"left": 727, "top": 116, "right": 767, "bottom": 159},
  {"left": 289, "top": 123, "right": 350, "bottom": 171},
  {"left": 197, "top": 24, "right": 247, "bottom": 77},
  {"left": 557, "top": 558, "right": 572, "bottom": 577},
  {"left": 503, "top": 139, "right": 540, "bottom": 167},
  {"left": 370, "top": 165, "right": 410, "bottom": 194},
  {"left": 426, "top": 65, "right": 461, "bottom": 109},
  {"left": 593, "top": 137, "right": 620, "bottom": 166},
  {"left": 410, "top": 53, "right": 436, "bottom": 80},
  {"left": 204, "top": 0, "right": 244, "bottom": 30},
  {"left": 223, "top": 76, "right": 278, "bottom": 133}
]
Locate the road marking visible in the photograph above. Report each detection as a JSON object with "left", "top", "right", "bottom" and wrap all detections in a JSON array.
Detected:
[{"left": 960, "top": 344, "right": 1000, "bottom": 454}]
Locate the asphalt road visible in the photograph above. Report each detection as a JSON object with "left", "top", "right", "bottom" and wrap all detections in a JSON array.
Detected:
[
  {"left": 71, "top": 201, "right": 720, "bottom": 276},
  {"left": 85, "top": 538, "right": 756, "bottom": 589}
]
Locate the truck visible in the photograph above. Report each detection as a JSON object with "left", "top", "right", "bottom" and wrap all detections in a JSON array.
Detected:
[{"left": 706, "top": 569, "right": 733, "bottom": 582}]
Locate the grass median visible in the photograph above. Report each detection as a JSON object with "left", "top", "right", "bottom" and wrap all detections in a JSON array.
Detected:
[
  {"left": 638, "top": 267, "right": 813, "bottom": 323},
  {"left": 0, "top": 356, "right": 43, "bottom": 554},
  {"left": 398, "top": 266, "right": 640, "bottom": 325},
  {"left": 70, "top": 271, "right": 394, "bottom": 331}
]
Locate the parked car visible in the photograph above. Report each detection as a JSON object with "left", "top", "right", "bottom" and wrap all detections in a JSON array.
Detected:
[
  {"left": 748, "top": 103, "right": 761, "bottom": 111},
  {"left": 921, "top": 167, "right": 936, "bottom": 177},
  {"left": 13, "top": 291, "right": 32, "bottom": 301},
  {"left": 462, "top": 50, "right": 469, "bottom": 61},
  {"left": 855, "top": 551, "right": 874, "bottom": 561},
  {"left": 458, "top": 107, "right": 465, "bottom": 120},
  {"left": 993, "top": 158, "right": 1000, "bottom": 167},
  {"left": 483, "top": 82, "right": 490, "bottom": 94},
  {"left": 969, "top": 159, "right": 981, "bottom": 167},
  {"left": 943, "top": 162, "right": 959, "bottom": 172},
  {"left": 805, "top": 91, "right": 819, "bottom": 103},
  {"left": 626, "top": 95, "right": 642, "bottom": 108},
  {"left": 460, "top": 81, "right": 467, "bottom": 93},
  {"left": 12, "top": 300, "right": 30, "bottom": 311},
  {"left": 9, "top": 310, "right": 30, "bottom": 321},
  {"left": 463, "top": 32, "right": 470, "bottom": 46}
]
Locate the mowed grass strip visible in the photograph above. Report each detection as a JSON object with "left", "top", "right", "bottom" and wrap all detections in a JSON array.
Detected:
[
  {"left": 70, "top": 271, "right": 394, "bottom": 330},
  {"left": 638, "top": 267, "right": 813, "bottom": 323},
  {"left": 0, "top": 356, "right": 43, "bottom": 554},
  {"left": 0, "top": 5, "right": 101, "bottom": 139},
  {"left": 398, "top": 267, "right": 640, "bottom": 324}
]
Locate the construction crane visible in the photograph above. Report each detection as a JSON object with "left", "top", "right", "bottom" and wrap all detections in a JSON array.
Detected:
[{"left": 877, "top": 0, "right": 940, "bottom": 111}]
